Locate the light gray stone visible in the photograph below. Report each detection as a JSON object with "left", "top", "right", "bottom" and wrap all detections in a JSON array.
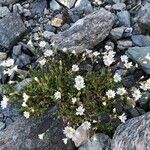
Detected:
[
  {"left": 0, "top": 52, "right": 7, "bottom": 60},
  {"left": 110, "top": 27, "right": 125, "bottom": 40},
  {"left": 0, "top": 7, "right": 10, "bottom": 18},
  {"left": 57, "top": 0, "right": 77, "bottom": 8},
  {"left": 52, "top": 8, "right": 115, "bottom": 53},
  {"left": 112, "top": 3, "right": 126, "bottom": 10},
  {"left": 126, "top": 46, "right": 150, "bottom": 74},
  {"left": 79, "top": 133, "right": 111, "bottom": 150},
  {"left": 0, "top": 122, "right": 5, "bottom": 130},
  {"left": 0, "top": 13, "right": 27, "bottom": 51},
  {"left": 50, "top": 0, "right": 62, "bottom": 11},
  {"left": 0, "top": 0, "right": 20, "bottom": 5},
  {"left": 112, "top": 112, "right": 150, "bottom": 150}
]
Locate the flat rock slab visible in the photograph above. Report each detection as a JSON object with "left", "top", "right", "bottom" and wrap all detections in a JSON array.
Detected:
[
  {"left": 0, "top": 106, "right": 71, "bottom": 150},
  {"left": 112, "top": 112, "right": 150, "bottom": 150},
  {"left": 126, "top": 46, "right": 150, "bottom": 74},
  {"left": 52, "top": 8, "right": 115, "bottom": 53},
  {"left": 0, "top": 13, "right": 27, "bottom": 51}
]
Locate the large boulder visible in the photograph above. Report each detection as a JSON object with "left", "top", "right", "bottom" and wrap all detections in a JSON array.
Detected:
[
  {"left": 126, "top": 46, "right": 150, "bottom": 74},
  {"left": 112, "top": 112, "right": 150, "bottom": 150},
  {"left": 0, "top": 106, "right": 71, "bottom": 150},
  {"left": 0, "top": 13, "right": 27, "bottom": 51},
  {"left": 52, "top": 8, "right": 115, "bottom": 53}
]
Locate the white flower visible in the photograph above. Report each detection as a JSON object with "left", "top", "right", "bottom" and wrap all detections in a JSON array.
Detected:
[
  {"left": 116, "top": 87, "right": 127, "bottom": 95},
  {"left": 113, "top": 108, "right": 116, "bottom": 113},
  {"left": 124, "top": 62, "right": 133, "bottom": 69},
  {"left": 105, "top": 45, "right": 112, "bottom": 50},
  {"left": 121, "top": 55, "right": 128, "bottom": 63},
  {"left": 39, "top": 41, "right": 46, "bottom": 48},
  {"left": 140, "top": 79, "right": 150, "bottom": 91},
  {"left": 74, "top": 75, "right": 85, "bottom": 91},
  {"left": 54, "top": 91, "right": 61, "bottom": 100},
  {"left": 118, "top": 113, "right": 127, "bottom": 123},
  {"left": 38, "top": 58, "right": 46, "bottom": 66},
  {"left": 132, "top": 88, "right": 142, "bottom": 101},
  {"left": 38, "top": 133, "right": 45, "bottom": 140},
  {"left": 106, "top": 90, "right": 116, "bottom": 99},
  {"left": 76, "top": 105, "right": 85, "bottom": 116},
  {"left": 102, "top": 102, "right": 106, "bottom": 106},
  {"left": 0, "top": 58, "right": 15, "bottom": 67},
  {"left": 81, "top": 121, "right": 91, "bottom": 130},
  {"left": 1, "top": 95, "right": 9, "bottom": 109},
  {"left": 62, "top": 47, "right": 67, "bottom": 52},
  {"left": 63, "top": 126, "right": 75, "bottom": 139},
  {"left": 113, "top": 73, "right": 121, "bottom": 83},
  {"left": 145, "top": 53, "right": 150, "bottom": 61},
  {"left": 22, "top": 101, "right": 27, "bottom": 107},
  {"left": 44, "top": 50, "right": 53, "bottom": 57},
  {"left": 62, "top": 138, "right": 68, "bottom": 144},
  {"left": 23, "top": 93, "right": 29, "bottom": 102},
  {"left": 103, "top": 51, "right": 116, "bottom": 66},
  {"left": 23, "top": 111, "right": 30, "bottom": 119},
  {"left": 72, "top": 64, "right": 79, "bottom": 72},
  {"left": 72, "top": 97, "right": 77, "bottom": 104},
  {"left": 93, "top": 51, "right": 100, "bottom": 57},
  {"left": 34, "top": 77, "right": 39, "bottom": 82}
]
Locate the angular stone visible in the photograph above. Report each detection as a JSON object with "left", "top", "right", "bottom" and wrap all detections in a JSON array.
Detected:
[
  {"left": 0, "top": 106, "right": 71, "bottom": 150},
  {"left": 138, "top": 3, "right": 150, "bottom": 32},
  {"left": 57, "top": 0, "right": 77, "bottom": 8},
  {"left": 0, "top": 52, "right": 7, "bottom": 60},
  {"left": 112, "top": 112, "right": 150, "bottom": 150},
  {"left": 112, "top": 3, "right": 126, "bottom": 11},
  {"left": 132, "top": 35, "right": 150, "bottom": 47},
  {"left": 0, "top": 13, "right": 27, "bottom": 51},
  {"left": 0, "top": 7, "right": 10, "bottom": 18},
  {"left": 110, "top": 27, "right": 125, "bottom": 40},
  {"left": 126, "top": 46, "right": 150, "bottom": 74},
  {"left": 79, "top": 133, "right": 111, "bottom": 150},
  {"left": 52, "top": 8, "right": 115, "bottom": 53}
]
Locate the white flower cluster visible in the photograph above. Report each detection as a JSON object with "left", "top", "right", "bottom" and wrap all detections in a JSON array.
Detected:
[
  {"left": 140, "top": 78, "right": 150, "bottom": 91},
  {"left": 0, "top": 58, "right": 18, "bottom": 76},
  {"left": 63, "top": 121, "right": 91, "bottom": 144},
  {"left": 121, "top": 55, "right": 133, "bottom": 69},
  {"left": 22, "top": 93, "right": 29, "bottom": 107},
  {"left": 74, "top": 75, "right": 85, "bottom": 91},
  {"left": 1, "top": 95, "right": 9, "bottom": 109},
  {"left": 103, "top": 50, "right": 116, "bottom": 66}
]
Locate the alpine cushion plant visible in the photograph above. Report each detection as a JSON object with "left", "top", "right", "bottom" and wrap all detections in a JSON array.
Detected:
[{"left": 1, "top": 45, "right": 150, "bottom": 145}]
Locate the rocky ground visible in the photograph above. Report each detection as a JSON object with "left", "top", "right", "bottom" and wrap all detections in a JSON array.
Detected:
[{"left": 0, "top": 0, "right": 150, "bottom": 149}]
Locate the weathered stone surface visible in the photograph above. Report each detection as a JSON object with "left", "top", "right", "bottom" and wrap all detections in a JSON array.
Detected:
[
  {"left": 0, "top": 106, "right": 71, "bottom": 150},
  {"left": 126, "top": 46, "right": 150, "bottom": 74},
  {"left": 52, "top": 8, "right": 115, "bottom": 53},
  {"left": 57, "top": 0, "right": 77, "bottom": 8},
  {"left": 137, "top": 3, "right": 150, "bottom": 32},
  {"left": 79, "top": 133, "right": 111, "bottom": 150},
  {"left": 112, "top": 112, "right": 150, "bottom": 150},
  {"left": 0, "top": 13, "right": 27, "bottom": 51},
  {"left": 0, "top": 6, "right": 10, "bottom": 18},
  {"left": 110, "top": 27, "right": 125, "bottom": 40},
  {"left": 0, "top": 0, "right": 19, "bottom": 5}
]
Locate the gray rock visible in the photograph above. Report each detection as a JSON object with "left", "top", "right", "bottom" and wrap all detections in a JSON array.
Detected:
[
  {"left": 117, "top": 40, "right": 132, "bottom": 50},
  {"left": 0, "top": 0, "right": 20, "bottom": 5},
  {"left": 14, "top": 78, "right": 32, "bottom": 92},
  {"left": 112, "top": 0, "right": 125, "bottom": 3},
  {"left": 126, "top": 46, "right": 150, "bottom": 74},
  {"left": 110, "top": 27, "right": 125, "bottom": 40},
  {"left": 0, "top": 6, "right": 10, "bottom": 18},
  {"left": 117, "top": 11, "right": 131, "bottom": 27},
  {"left": 50, "top": 0, "right": 62, "bottom": 11},
  {"left": 79, "top": 133, "right": 111, "bottom": 150},
  {"left": 12, "top": 45, "right": 22, "bottom": 59},
  {"left": 112, "top": 3, "right": 126, "bottom": 10},
  {"left": 0, "top": 13, "right": 27, "bottom": 51},
  {"left": 15, "top": 54, "right": 31, "bottom": 68},
  {"left": 137, "top": 3, "right": 150, "bottom": 32},
  {"left": 112, "top": 112, "right": 150, "bottom": 150},
  {"left": 13, "top": 3, "right": 23, "bottom": 14},
  {"left": 132, "top": 35, "right": 150, "bottom": 47},
  {"left": 0, "top": 122, "right": 5, "bottom": 130},
  {"left": 52, "top": 8, "right": 115, "bottom": 53},
  {"left": 0, "top": 106, "right": 71, "bottom": 150},
  {"left": 57, "top": 0, "right": 77, "bottom": 8},
  {"left": 31, "top": 0, "right": 47, "bottom": 17},
  {"left": 74, "top": 0, "right": 93, "bottom": 15}
]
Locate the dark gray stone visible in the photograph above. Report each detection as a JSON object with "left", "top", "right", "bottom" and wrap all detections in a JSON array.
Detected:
[
  {"left": 112, "top": 112, "right": 150, "bottom": 150},
  {"left": 137, "top": 3, "right": 150, "bottom": 32},
  {"left": 117, "top": 11, "right": 131, "bottom": 27},
  {"left": 0, "top": 0, "right": 20, "bottom": 5},
  {"left": 0, "top": 13, "right": 27, "bottom": 51},
  {"left": 117, "top": 40, "right": 132, "bottom": 50},
  {"left": 15, "top": 54, "right": 31, "bottom": 68},
  {"left": 110, "top": 27, "right": 125, "bottom": 40},
  {"left": 126, "top": 46, "right": 150, "bottom": 74},
  {"left": 79, "top": 133, "right": 111, "bottom": 150},
  {"left": 0, "top": 106, "right": 71, "bottom": 150},
  {"left": 52, "top": 8, "right": 115, "bottom": 53},
  {"left": 0, "top": 122, "right": 5, "bottom": 130},
  {"left": 31, "top": 0, "right": 47, "bottom": 17},
  {"left": 12, "top": 45, "right": 22, "bottom": 59},
  {"left": 132, "top": 35, "right": 150, "bottom": 47}
]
